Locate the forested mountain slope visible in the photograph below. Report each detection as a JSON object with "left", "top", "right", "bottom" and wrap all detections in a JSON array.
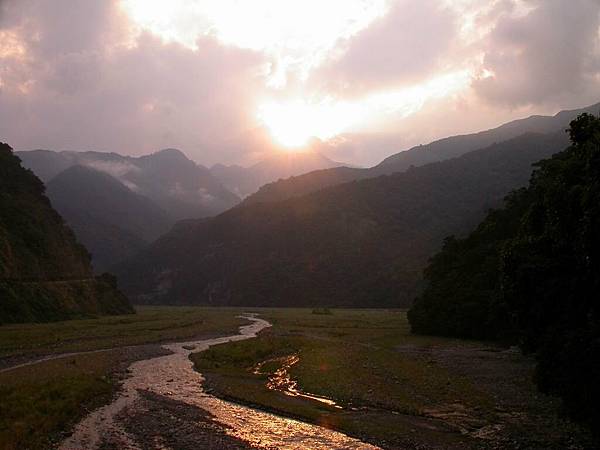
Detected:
[
  {"left": 246, "top": 102, "right": 600, "bottom": 205},
  {"left": 46, "top": 165, "right": 172, "bottom": 271},
  {"left": 408, "top": 113, "right": 600, "bottom": 432},
  {"left": 0, "top": 143, "right": 133, "bottom": 323},
  {"left": 116, "top": 131, "right": 568, "bottom": 307}
]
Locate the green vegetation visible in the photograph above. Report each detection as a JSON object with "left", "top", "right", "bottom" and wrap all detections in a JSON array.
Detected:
[
  {"left": 0, "top": 142, "right": 90, "bottom": 280},
  {"left": 0, "top": 277, "right": 133, "bottom": 325},
  {"left": 0, "top": 307, "right": 247, "bottom": 449},
  {"left": 409, "top": 113, "right": 600, "bottom": 431},
  {"left": 0, "top": 350, "right": 121, "bottom": 450},
  {"left": 191, "top": 309, "right": 588, "bottom": 448},
  {"left": 0, "top": 142, "right": 132, "bottom": 323},
  {"left": 118, "top": 131, "right": 568, "bottom": 308},
  {"left": 0, "top": 306, "right": 246, "bottom": 359}
]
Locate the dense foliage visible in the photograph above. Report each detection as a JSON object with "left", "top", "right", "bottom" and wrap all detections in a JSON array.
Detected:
[
  {"left": 408, "top": 113, "right": 600, "bottom": 429},
  {"left": 0, "top": 143, "right": 90, "bottom": 279},
  {"left": 117, "top": 131, "right": 567, "bottom": 308},
  {"left": 0, "top": 143, "right": 133, "bottom": 323}
]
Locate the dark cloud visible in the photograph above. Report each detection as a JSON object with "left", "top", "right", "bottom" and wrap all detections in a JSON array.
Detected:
[
  {"left": 473, "top": 0, "right": 600, "bottom": 107},
  {"left": 312, "top": 0, "right": 458, "bottom": 95}
]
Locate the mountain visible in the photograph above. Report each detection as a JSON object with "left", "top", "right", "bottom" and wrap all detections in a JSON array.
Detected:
[
  {"left": 17, "top": 148, "right": 241, "bottom": 220},
  {"left": 0, "top": 142, "right": 133, "bottom": 323},
  {"left": 373, "top": 102, "right": 600, "bottom": 173},
  {"left": 115, "top": 130, "right": 568, "bottom": 308},
  {"left": 46, "top": 165, "right": 172, "bottom": 271},
  {"left": 408, "top": 113, "right": 600, "bottom": 432},
  {"left": 246, "top": 102, "right": 600, "bottom": 205},
  {"left": 16, "top": 149, "right": 73, "bottom": 182},
  {"left": 210, "top": 150, "right": 346, "bottom": 198}
]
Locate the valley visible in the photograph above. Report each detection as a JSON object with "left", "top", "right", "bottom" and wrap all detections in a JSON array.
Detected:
[
  {"left": 0, "top": 308, "right": 593, "bottom": 449},
  {"left": 0, "top": 307, "right": 247, "bottom": 449},
  {"left": 192, "top": 309, "right": 593, "bottom": 449},
  {"left": 2, "top": 2, "right": 600, "bottom": 447}
]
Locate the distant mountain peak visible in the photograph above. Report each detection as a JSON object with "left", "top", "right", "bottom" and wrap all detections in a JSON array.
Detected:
[
  {"left": 210, "top": 149, "right": 346, "bottom": 198},
  {"left": 151, "top": 148, "right": 189, "bottom": 160}
]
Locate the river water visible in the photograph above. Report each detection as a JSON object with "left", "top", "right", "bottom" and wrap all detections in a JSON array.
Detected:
[{"left": 59, "top": 315, "right": 379, "bottom": 449}]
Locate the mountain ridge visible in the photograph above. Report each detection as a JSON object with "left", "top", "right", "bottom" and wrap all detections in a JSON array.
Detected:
[
  {"left": 17, "top": 148, "right": 241, "bottom": 220},
  {"left": 245, "top": 102, "right": 600, "bottom": 205},
  {"left": 210, "top": 150, "right": 346, "bottom": 198},
  {"left": 115, "top": 130, "right": 569, "bottom": 308}
]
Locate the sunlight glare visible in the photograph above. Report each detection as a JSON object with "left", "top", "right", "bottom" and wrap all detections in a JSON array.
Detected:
[
  {"left": 258, "top": 70, "right": 472, "bottom": 149},
  {"left": 120, "top": 0, "right": 388, "bottom": 86},
  {"left": 257, "top": 99, "right": 362, "bottom": 148}
]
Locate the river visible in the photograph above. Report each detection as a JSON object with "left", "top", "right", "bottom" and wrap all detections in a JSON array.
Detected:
[{"left": 59, "top": 314, "right": 379, "bottom": 449}]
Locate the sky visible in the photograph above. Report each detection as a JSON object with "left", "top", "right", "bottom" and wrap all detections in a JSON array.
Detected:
[{"left": 0, "top": 0, "right": 599, "bottom": 167}]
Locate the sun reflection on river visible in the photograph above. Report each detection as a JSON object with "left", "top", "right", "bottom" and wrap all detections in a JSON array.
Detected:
[
  {"left": 254, "top": 355, "right": 343, "bottom": 409},
  {"left": 60, "top": 315, "right": 379, "bottom": 450}
]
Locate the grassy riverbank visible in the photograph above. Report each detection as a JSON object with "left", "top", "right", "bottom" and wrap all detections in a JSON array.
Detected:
[
  {"left": 0, "top": 306, "right": 247, "bottom": 450},
  {"left": 192, "top": 308, "right": 593, "bottom": 449},
  {"left": 0, "top": 306, "right": 245, "bottom": 362}
]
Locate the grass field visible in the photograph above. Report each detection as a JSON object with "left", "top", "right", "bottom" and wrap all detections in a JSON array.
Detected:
[
  {"left": 192, "top": 308, "right": 592, "bottom": 449},
  {"left": 0, "top": 307, "right": 591, "bottom": 449},
  {"left": 0, "top": 306, "right": 247, "bottom": 450},
  {"left": 0, "top": 306, "right": 246, "bottom": 361}
]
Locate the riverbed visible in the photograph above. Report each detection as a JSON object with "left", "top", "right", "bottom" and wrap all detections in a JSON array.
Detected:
[{"left": 59, "top": 315, "right": 379, "bottom": 449}]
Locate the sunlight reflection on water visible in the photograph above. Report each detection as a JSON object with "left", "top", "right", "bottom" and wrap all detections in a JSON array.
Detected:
[
  {"left": 255, "top": 355, "right": 343, "bottom": 409},
  {"left": 61, "top": 315, "right": 379, "bottom": 450}
]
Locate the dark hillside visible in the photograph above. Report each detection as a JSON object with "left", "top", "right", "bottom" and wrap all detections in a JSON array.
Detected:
[
  {"left": 46, "top": 165, "right": 172, "bottom": 271},
  {"left": 116, "top": 131, "right": 568, "bottom": 308},
  {"left": 408, "top": 113, "right": 600, "bottom": 431},
  {"left": 0, "top": 143, "right": 133, "bottom": 323}
]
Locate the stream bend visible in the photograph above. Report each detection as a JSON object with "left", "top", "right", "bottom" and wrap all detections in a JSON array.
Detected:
[{"left": 60, "top": 314, "right": 379, "bottom": 450}]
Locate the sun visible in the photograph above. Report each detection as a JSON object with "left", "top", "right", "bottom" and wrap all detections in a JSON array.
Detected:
[
  {"left": 257, "top": 102, "right": 314, "bottom": 148},
  {"left": 257, "top": 99, "right": 361, "bottom": 150}
]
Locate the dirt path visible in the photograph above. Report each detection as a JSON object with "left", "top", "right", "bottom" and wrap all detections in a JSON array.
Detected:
[{"left": 59, "top": 315, "right": 380, "bottom": 450}]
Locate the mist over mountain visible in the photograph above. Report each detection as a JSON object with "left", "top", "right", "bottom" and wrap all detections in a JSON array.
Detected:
[
  {"left": 17, "top": 147, "right": 244, "bottom": 269},
  {"left": 46, "top": 165, "right": 172, "bottom": 271},
  {"left": 210, "top": 150, "right": 346, "bottom": 198},
  {"left": 17, "top": 148, "right": 241, "bottom": 221},
  {"left": 116, "top": 130, "right": 568, "bottom": 307},
  {"left": 0, "top": 143, "right": 132, "bottom": 323},
  {"left": 246, "top": 102, "right": 600, "bottom": 205}
]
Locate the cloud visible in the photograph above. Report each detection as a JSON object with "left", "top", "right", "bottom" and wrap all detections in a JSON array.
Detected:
[
  {"left": 473, "top": 0, "right": 600, "bottom": 107},
  {"left": 80, "top": 159, "right": 141, "bottom": 178},
  {"left": 1, "top": 0, "right": 599, "bottom": 169},
  {"left": 312, "top": 0, "right": 458, "bottom": 95},
  {"left": 0, "top": 0, "right": 268, "bottom": 165}
]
